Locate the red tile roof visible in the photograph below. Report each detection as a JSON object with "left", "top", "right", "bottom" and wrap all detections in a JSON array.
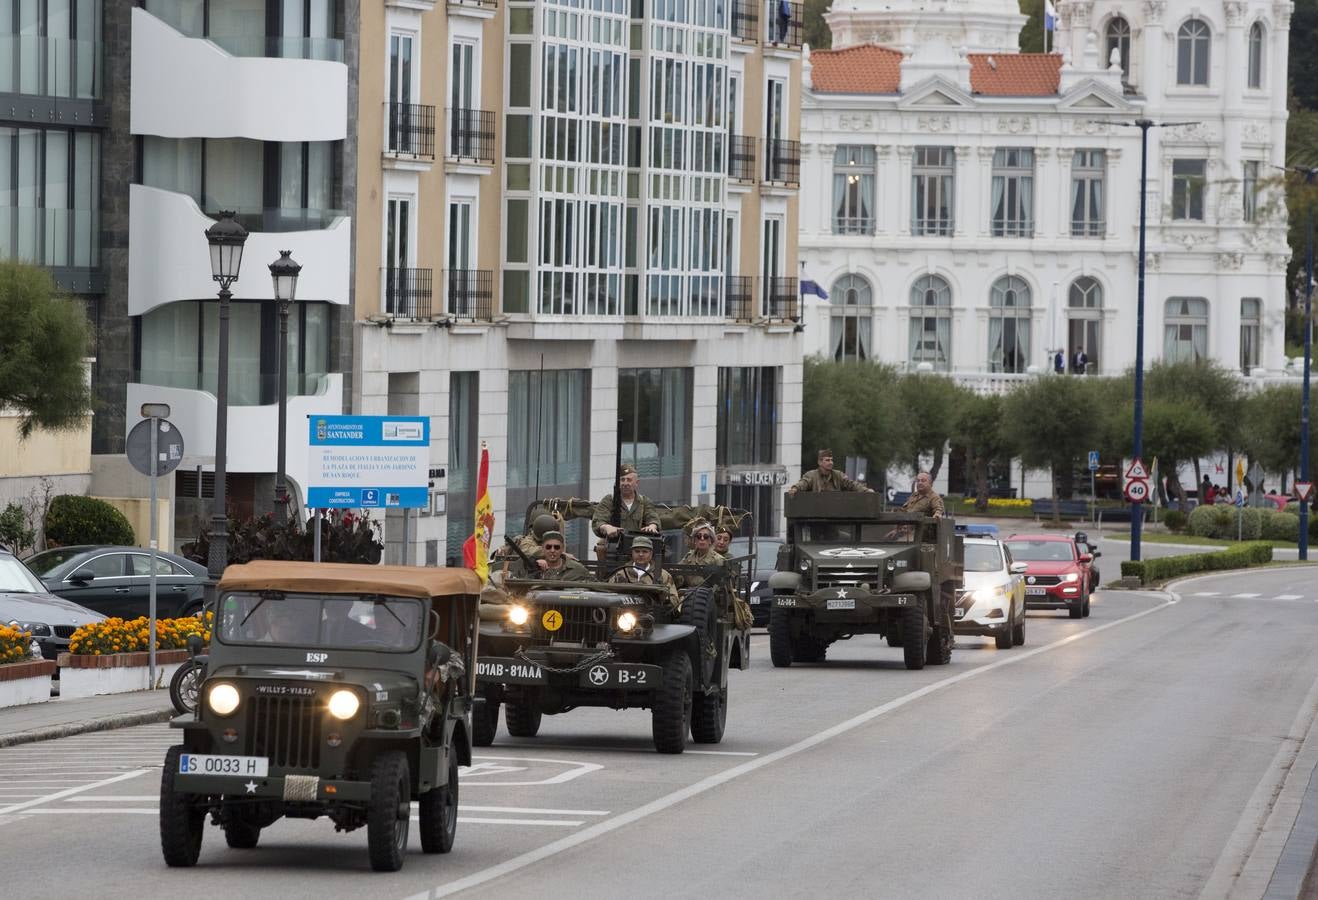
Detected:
[
  {"left": 967, "top": 53, "right": 1062, "bottom": 96},
  {"left": 809, "top": 45, "right": 903, "bottom": 94}
]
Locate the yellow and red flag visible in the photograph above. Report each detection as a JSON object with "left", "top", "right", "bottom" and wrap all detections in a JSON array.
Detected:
[{"left": 462, "top": 442, "right": 493, "bottom": 583}]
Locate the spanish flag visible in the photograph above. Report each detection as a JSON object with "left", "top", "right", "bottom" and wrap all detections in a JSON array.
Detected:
[{"left": 462, "top": 442, "right": 493, "bottom": 583}]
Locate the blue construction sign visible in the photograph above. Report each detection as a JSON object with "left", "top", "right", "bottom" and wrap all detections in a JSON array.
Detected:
[{"left": 306, "top": 415, "right": 430, "bottom": 509}]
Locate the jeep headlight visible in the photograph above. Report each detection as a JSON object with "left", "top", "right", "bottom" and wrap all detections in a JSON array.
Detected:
[
  {"left": 328, "top": 689, "right": 360, "bottom": 720},
  {"left": 798, "top": 561, "right": 810, "bottom": 572},
  {"left": 507, "top": 605, "right": 530, "bottom": 626},
  {"left": 616, "top": 611, "right": 638, "bottom": 633},
  {"left": 207, "top": 682, "right": 241, "bottom": 717},
  {"left": 1062, "top": 573, "right": 1080, "bottom": 583}
]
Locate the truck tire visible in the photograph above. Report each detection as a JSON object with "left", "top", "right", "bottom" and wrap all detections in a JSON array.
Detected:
[
  {"left": 223, "top": 819, "right": 260, "bottom": 849},
  {"left": 903, "top": 605, "right": 927, "bottom": 670},
  {"left": 471, "top": 695, "right": 499, "bottom": 747},
  {"left": 927, "top": 612, "right": 953, "bottom": 665},
  {"left": 160, "top": 745, "right": 205, "bottom": 867},
  {"left": 690, "top": 684, "right": 727, "bottom": 745},
  {"left": 768, "top": 605, "right": 793, "bottom": 668},
  {"left": 419, "top": 753, "right": 458, "bottom": 854},
  {"left": 504, "top": 702, "right": 542, "bottom": 738},
  {"left": 679, "top": 587, "right": 718, "bottom": 684},
  {"left": 367, "top": 751, "right": 411, "bottom": 872},
  {"left": 652, "top": 651, "right": 692, "bottom": 754}
]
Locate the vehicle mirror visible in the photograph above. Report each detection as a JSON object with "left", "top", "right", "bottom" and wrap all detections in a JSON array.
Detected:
[
  {"left": 1078, "top": 553, "right": 1093, "bottom": 563},
  {"left": 70, "top": 570, "right": 95, "bottom": 583},
  {"left": 1009, "top": 562, "right": 1029, "bottom": 575},
  {"left": 428, "top": 642, "right": 452, "bottom": 669},
  {"left": 429, "top": 608, "right": 441, "bottom": 640},
  {"left": 187, "top": 633, "right": 205, "bottom": 657}
]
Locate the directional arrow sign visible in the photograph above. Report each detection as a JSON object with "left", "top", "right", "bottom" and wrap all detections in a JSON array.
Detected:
[
  {"left": 1297, "top": 481, "right": 1315, "bottom": 503},
  {"left": 1124, "top": 458, "right": 1149, "bottom": 480},
  {"left": 1124, "top": 479, "right": 1150, "bottom": 503}
]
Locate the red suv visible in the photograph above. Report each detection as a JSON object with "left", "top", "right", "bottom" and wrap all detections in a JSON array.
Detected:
[{"left": 1003, "top": 534, "right": 1097, "bottom": 619}]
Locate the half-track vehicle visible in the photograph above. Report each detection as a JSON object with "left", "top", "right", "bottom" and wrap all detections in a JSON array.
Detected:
[
  {"left": 768, "top": 492, "right": 963, "bottom": 670},
  {"left": 159, "top": 561, "right": 481, "bottom": 872}
]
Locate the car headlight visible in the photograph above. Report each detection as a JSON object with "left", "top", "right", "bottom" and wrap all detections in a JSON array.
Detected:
[
  {"left": 207, "top": 682, "right": 241, "bottom": 717},
  {"left": 507, "top": 605, "right": 530, "bottom": 626},
  {"left": 7, "top": 619, "right": 51, "bottom": 637},
  {"left": 750, "top": 581, "right": 760, "bottom": 593},
  {"left": 328, "top": 689, "right": 360, "bottom": 720},
  {"left": 1062, "top": 573, "right": 1080, "bottom": 583},
  {"left": 616, "top": 611, "right": 638, "bottom": 633},
  {"left": 971, "top": 586, "right": 1006, "bottom": 603}
]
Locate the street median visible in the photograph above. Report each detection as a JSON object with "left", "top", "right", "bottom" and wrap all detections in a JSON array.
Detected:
[{"left": 1120, "top": 541, "right": 1274, "bottom": 585}]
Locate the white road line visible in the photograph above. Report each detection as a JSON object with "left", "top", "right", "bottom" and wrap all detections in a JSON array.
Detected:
[
  {"left": 1193, "top": 592, "right": 1221, "bottom": 596},
  {"left": 1232, "top": 593, "right": 1262, "bottom": 598},
  {"left": 65, "top": 796, "right": 160, "bottom": 802},
  {"left": 684, "top": 750, "right": 759, "bottom": 757},
  {"left": 23, "top": 808, "right": 157, "bottom": 815},
  {"left": 411, "top": 592, "right": 1179, "bottom": 900},
  {"left": 0, "top": 769, "right": 150, "bottom": 816},
  {"left": 457, "top": 806, "right": 609, "bottom": 816},
  {"left": 1275, "top": 594, "right": 1304, "bottom": 600},
  {"left": 18, "top": 809, "right": 589, "bottom": 827},
  {"left": 452, "top": 817, "right": 583, "bottom": 827}
]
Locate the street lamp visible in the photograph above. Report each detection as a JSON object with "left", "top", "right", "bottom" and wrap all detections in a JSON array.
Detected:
[
  {"left": 1297, "top": 167, "right": 1315, "bottom": 561},
  {"left": 204, "top": 212, "right": 248, "bottom": 581},
  {"left": 268, "top": 250, "right": 302, "bottom": 520}
]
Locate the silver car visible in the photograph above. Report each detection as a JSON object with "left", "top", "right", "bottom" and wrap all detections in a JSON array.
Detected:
[
  {"left": 953, "top": 538, "right": 1027, "bottom": 650},
  {"left": 0, "top": 551, "right": 104, "bottom": 660}
]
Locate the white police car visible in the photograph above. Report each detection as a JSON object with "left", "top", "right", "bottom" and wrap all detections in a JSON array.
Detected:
[{"left": 952, "top": 537, "right": 1027, "bottom": 650}]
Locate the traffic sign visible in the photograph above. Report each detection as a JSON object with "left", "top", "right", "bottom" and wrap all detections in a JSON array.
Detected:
[
  {"left": 126, "top": 418, "right": 185, "bottom": 477},
  {"left": 1297, "top": 481, "right": 1315, "bottom": 503},
  {"left": 1124, "top": 458, "right": 1149, "bottom": 480},
  {"left": 1235, "top": 490, "right": 1245, "bottom": 508},
  {"left": 1236, "top": 458, "right": 1247, "bottom": 485},
  {"left": 1088, "top": 451, "right": 1099, "bottom": 471},
  {"left": 1124, "top": 479, "right": 1150, "bottom": 503}
]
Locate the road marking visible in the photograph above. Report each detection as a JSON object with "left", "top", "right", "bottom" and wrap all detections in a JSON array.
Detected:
[
  {"left": 457, "top": 806, "right": 609, "bottom": 816},
  {"left": 1275, "top": 594, "right": 1304, "bottom": 600},
  {"left": 0, "top": 769, "right": 149, "bottom": 816},
  {"left": 16, "top": 809, "right": 590, "bottom": 827},
  {"left": 1193, "top": 592, "right": 1221, "bottom": 596},
  {"left": 1232, "top": 593, "right": 1262, "bottom": 598},
  {"left": 66, "top": 796, "right": 160, "bottom": 802},
  {"left": 685, "top": 750, "right": 759, "bottom": 757},
  {"left": 411, "top": 592, "right": 1179, "bottom": 900},
  {"left": 452, "top": 817, "right": 583, "bottom": 827},
  {"left": 463, "top": 756, "right": 603, "bottom": 786},
  {"left": 23, "top": 808, "right": 157, "bottom": 815}
]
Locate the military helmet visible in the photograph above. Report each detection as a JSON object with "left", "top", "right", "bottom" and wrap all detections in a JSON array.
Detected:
[
  {"left": 631, "top": 535, "right": 654, "bottom": 550},
  {"left": 531, "top": 514, "right": 559, "bottom": 539}
]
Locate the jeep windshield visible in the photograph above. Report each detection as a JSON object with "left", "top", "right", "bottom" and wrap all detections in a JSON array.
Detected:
[
  {"left": 797, "top": 522, "right": 915, "bottom": 544},
  {"left": 218, "top": 592, "right": 425, "bottom": 652}
]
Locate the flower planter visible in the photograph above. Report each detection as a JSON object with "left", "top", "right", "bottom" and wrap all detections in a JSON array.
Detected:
[
  {"left": 57, "top": 649, "right": 191, "bottom": 700},
  {"left": 0, "top": 659, "right": 57, "bottom": 709}
]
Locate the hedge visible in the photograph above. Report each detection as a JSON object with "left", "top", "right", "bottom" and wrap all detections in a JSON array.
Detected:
[
  {"left": 1186, "top": 504, "right": 1312, "bottom": 543},
  {"left": 1120, "top": 542, "right": 1273, "bottom": 585},
  {"left": 44, "top": 495, "right": 136, "bottom": 547}
]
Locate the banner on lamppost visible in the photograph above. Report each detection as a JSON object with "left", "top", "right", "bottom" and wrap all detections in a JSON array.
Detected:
[{"left": 306, "top": 415, "right": 430, "bottom": 509}]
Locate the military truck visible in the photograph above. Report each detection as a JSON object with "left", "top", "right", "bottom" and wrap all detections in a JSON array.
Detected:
[
  {"left": 159, "top": 561, "right": 482, "bottom": 872},
  {"left": 768, "top": 492, "right": 963, "bottom": 670}
]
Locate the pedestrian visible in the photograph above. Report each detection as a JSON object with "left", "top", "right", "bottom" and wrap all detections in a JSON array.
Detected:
[
  {"left": 900, "top": 471, "right": 945, "bottom": 517},
  {"left": 1071, "top": 345, "right": 1089, "bottom": 375},
  {"left": 787, "top": 449, "right": 872, "bottom": 495},
  {"left": 1200, "top": 474, "right": 1213, "bottom": 503},
  {"left": 1053, "top": 349, "right": 1065, "bottom": 374},
  {"left": 777, "top": 0, "right": 791, "bottom": 42}
]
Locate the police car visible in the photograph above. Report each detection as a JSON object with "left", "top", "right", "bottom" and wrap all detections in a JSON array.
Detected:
[{"left": 952, "top": 531, "right": 1027, "bottom": 650}]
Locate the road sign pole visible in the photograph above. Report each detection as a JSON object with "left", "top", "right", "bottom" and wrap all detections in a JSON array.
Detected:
[
  {"left": 313, "top": 509, "right": 322, "bottom": 563},
  {"left": 401, "top": 508, "right": 411, "bottom": 566},
  {"left": 1091, "top": 469, "right": 1097, "bottom": 525},
  {"left": 149, "top": 418, "right": 159, "bottom": 687}
]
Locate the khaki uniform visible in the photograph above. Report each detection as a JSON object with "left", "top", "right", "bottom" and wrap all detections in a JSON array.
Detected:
[
  {"left": 592, "top": 493, "right": 661, "bottom": 536},
  {"left": 790, "top": 468, "right": 870, "bottom": 493},
  {"left": 901, "top": 489, "right": 946, "bottom": 518},
  {"left": 677, "top": 547, "right": 726, "bottom": 588},
  {"left": 539, "top": 557, "right": 591, "bottom": 582},
  {"left": 608, "top": 564, "right": 680, "bottom": 609}
]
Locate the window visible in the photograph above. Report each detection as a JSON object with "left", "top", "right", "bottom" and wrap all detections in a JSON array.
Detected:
[
  {"left": 1240, "top": 297, "right": 1261, "bottom": 373},
  {"left": 833, "top": 146, "right": 875, "bottom": 234},
  {"left": 445, "top": 372, "right": 479, "bottom": 564},
  {"left": 716, "top": 366, "right": 780, "bottom": 535},
  {"left": 1242, "top": 160, "right": 1260, "bottom": 223},
  {"left": 1070, "top": 150, "right": 1105, "bottom": 237},
  {"left": 988, "top": 276, "right": 1031, "bottom": 373},
  {"left": 1105, "top": 16, "right": 1132, "bottom": 84},
  {"left": 912, "top": 146, "right": 955, "bottom": 236},
  {"left": 991, "top": 148, "right": 1034, "bottom": 237},
  {"left": 618, "top": 367, "right": 692, "bottom": 504},
  {"left": 1171, "top": 159, "right": 1206, "bottom": 221},
  {"left": 0, "top": 125, "right": 100, "bottom": 267},
  {"left": 909, "top": 275, "right": 952, "bottom": 371},
  {"left": 1068, "top": 277, "right": 1103, "bottom": 373},
  {"left": 4, "top": 0, "right": 102, "bottom": 99},
  {"left": 1177, "top": 18, "right": 1211, "bottom": 86},
  {"left": 507, "top": 368, "right": 589, "bottom": 496},
  {"left": 829, "top": 275, "right": 873, "bottom": 361},
  {"left": 72, "top": 554, "right": 125, "bottom": 579},
  {"left": 1164, "top": 297, "right": 1208, "bottom": 362},
  {"left": 1248, "top": 21, "right": 1264, "bottom": 89}
]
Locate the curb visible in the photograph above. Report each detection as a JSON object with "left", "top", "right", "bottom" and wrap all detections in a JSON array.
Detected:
[{"left": 0, "top": 707, "right": 173, "bottom": 749}]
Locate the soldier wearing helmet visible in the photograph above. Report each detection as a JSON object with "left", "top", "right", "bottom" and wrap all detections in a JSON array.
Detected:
[{"left": 607, "top": 535, "right": 679, "bottom": 608}]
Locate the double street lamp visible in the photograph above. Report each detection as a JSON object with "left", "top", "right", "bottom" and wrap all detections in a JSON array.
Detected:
[{"left": 269, "top": 250, "right": 302, "bottom": 519}]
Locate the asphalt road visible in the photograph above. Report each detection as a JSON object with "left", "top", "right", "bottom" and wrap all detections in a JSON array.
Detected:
[{"left": 3, "top": 566, "right": 1317, "bottom": 899}]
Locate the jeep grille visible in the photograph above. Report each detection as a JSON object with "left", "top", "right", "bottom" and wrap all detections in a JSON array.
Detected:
[
  {"left": 815, "top": 567, "right": 882, "bottom": 590},
  {"left": 246, "top": 696, "right": 321, "bottom": 769},
  {"left": 529, "top": 604, "right": 611, "bottom": 647}
]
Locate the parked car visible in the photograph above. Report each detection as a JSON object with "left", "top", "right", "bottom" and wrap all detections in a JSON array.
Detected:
[
  {"left": 0, "top": 550, "right": 103, "bottom": 659},
  {"left": 1002, "top": 533, "right": 1098, "bottom": 619},
  {"left": 953, "top": 537, "right": 1027, "bottom": 649},
  {"left": 25, "top": 546, "right": 209, "bottom": 619},
  {"left": 728, "top": 536, "right": 784, "bottom": 627}
]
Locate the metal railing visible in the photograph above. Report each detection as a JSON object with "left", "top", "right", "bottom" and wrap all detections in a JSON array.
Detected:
[
  {"left": 732, "top": 0, "right": 759, "bottom": 41},
  {"left": 446, "top": 268, "right": 494, "bottom": 320},
  {"left": 727, "top": 276, "right": 755, "bottom": 321},
  {"left": 834, "top": 216, "right": 874, "bottom": 235},
  {"left": 448, "top": 0, "right": 498, "bottom": 9},
  {"left": 763, "top": 138, "right": 801, "bottom": 188},
  {"left": 1071, "top": 218, "right": 1106, "bottom": 237},
  {"left": 447, "top": 108, "right": 496, "bottom": 163},
  {"left": 385, "top": 103, "right": 436, "bottom": 158},
  {"left": 728, "top": 135, "right": 757, "bottom": 182},
  {"left": 383, "top": 267, "right": 433, "bottom": 319},
  {"left": 764, "top": 0, "right": 803, "bottom": 47},
  {"left": 764, "top": 277, "right": 799, "bottom": 320}
]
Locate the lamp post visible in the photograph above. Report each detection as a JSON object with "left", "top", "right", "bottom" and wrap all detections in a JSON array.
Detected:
[
  {"left": 204, "top": 212, "right": 248, "bottom": 581},
  {"left": 269, "top": 250, "right": 302, "bottom": 520},
  {"left": 1300, "top": 167, "right": 1314, "bottom": 562}
]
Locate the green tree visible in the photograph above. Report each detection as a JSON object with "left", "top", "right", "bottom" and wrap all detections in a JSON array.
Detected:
[
  {"left": 896, "top": 373, "right": 964, "bottom": 480},
  {"left": 1291, "top": 0, "right": 1318, "bottom": 111},
  {"left": 1237, "top": 384, "right": 1317, "bottom": 478},
  {"left": 951, "top": 393, "right": 1010, "bottom": 511},
  {"left": 803, "top": 0, "right": 832, "bottom": 49},
  {"left": 800, "top": 358, "right": 910, "bottom": 488},
  {"left": 1001, "top": 376, "right": 1101, "bottom": 520},
  {"left": 1018, "top": 0, "right": 1045, "bottom": 53},
  {"left": 0, "top": 262, "right": 94, "bottom": 438},
  {"left": 1143, "top": 360, "right": 1244, "bottom": 488}
]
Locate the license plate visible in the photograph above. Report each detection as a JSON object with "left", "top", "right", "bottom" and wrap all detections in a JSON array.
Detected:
[
  {"left": 178, "top": 753, "right": 268, "bottom": 777},
  {"left": 749, "top": 596, "right": 760, "bottom": 605},
  {"left": 1026, "top": 587, "right": 1047, "bottom": 596},
  {"left": 579, "top": 663, "right": 653, "bottom": 688},
  {"left": 955, "top": 608, "right": 966, "bottom": 619},
  {"left": 826, "top": 598, "right": 856, "bottom": 610}
]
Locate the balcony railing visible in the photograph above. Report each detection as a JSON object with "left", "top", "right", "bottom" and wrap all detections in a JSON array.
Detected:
[
  {"left": 764, "top": 277, "right": 799, "bottom": 320},
  {"left": 383, "top": 267, "right": 433, "bottom": 319},
  {"left": 202, "top": 206, "right": 345, "bottom": 234},
  {"left": 447, "top": 108, "right": 496, "bottom": 164},
  {"left": 0, "top": 34, "right": 101, "bottom": 99},
  {"left": 727, "top": 276, "right": 755, "bottom": 321},
  {"left": 446, "top": 268, "right": 494, "bottom": 320},
  {"left": 729, "top": 135, "right": 756, "bottom": 182},
  {"left": 386, "top": 103, "right": 436, "bottom": 158},
  {"left": 732, "top": 0, "right": 759, "bottom": 41},
  {"left": 1071, "top": 218, "right": 1106, "bottom": 238},
  {"left": 834, "top": 216, "right": 874, "bottom": 235},
  {"left": 449, "top": 0, "right": 498, "bottom": 8},
  {"left": 763, "top": 138, "right": 801, "bottom": 188},
  {"left": 0, "top": 205, "right": 99, "bottom": 268},
  {"left": 764, "top": 0, "right": 803, "bottom": 48}
]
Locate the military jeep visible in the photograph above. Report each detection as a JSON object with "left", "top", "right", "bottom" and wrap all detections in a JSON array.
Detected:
[
  {"left": 768, "top": 492, "right": 963, "bottom": 670},
  {"left": 159, "top": 561, "right": 481, "bottom": 872}
]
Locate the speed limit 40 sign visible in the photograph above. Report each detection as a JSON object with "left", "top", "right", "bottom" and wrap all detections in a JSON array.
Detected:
[{"left": 1124, "top": 479, "right": 1150, "bottom": 503}]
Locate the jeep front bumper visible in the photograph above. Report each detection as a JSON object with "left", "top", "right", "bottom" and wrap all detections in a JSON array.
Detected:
[
  {"left": 774, "top": 590, "right": 921, "bottom": 615},
  {"left": 172, "top": 772, "right": 373, "bottom": 803},
  {"left": 476, "top": 655, "right": 662, "bottom": 690}
]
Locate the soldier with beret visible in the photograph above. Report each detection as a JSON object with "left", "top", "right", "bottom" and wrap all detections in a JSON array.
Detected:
[
  {"left": 788, "top": 449, "right": 873, "bottom": 495},
  {"left": 607, "top": 535, "right": 679, "bottom": 608},
  {"left": 592, "top": 463, "right": 662, "bottom": 538}
]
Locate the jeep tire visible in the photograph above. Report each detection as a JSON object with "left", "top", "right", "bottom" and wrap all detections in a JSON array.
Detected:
[
  {"left": 223, "top": 817, "right": 261, "bottom": 849},
  {"left": 903, "top": 605, "right": 928, "bottom": 670},
  {"left": 419, "top": 752, "right": 458, "bottom": 854},
  {"left": 768, "top": 604, "right": 793, "bottom": 668},
  {"left": 927, "top": 611, "right": 953, "bottom": 664},
  {"left": 472, "top": 695, "right": 499, "bottom": 747},
  {"left": 505, "top": 702, "right": 542, "bottom": 738},
  {"left": 367, "top": 751, "right": 411, "bottom": 872},
  {"left": 680, "top": 587, "right": 718, "bottom": 684},
  {"left": 160, "top": 745, "right": 205, "bottom": 867},
  {"left": 691, "top": 683, "right": 727, "bottom": 744},
  {"left": 652, "top": 650, "right": 693, "bottom": 754}
]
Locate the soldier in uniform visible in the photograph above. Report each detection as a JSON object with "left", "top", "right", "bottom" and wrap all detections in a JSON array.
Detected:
[
  {"left": 607, "top": 535, "right": 679, "bottom": 609},
  {"left": 592, "top": 463, "right": 662, "bottom": 538},
  {"left": 900, "top": 471, "right": 945, "bottom": 518},
  {"left": 676, "top": 520, "right": 724, "bottom": 588},
  {"left": 531, "top": 531, "right": 590, "bottom": 581},
  {"left": 713, "top": 524, "right": 733, "bottom": 557},
  {"left": 787, "top": 449, "right": 873, "bottom": 495}
]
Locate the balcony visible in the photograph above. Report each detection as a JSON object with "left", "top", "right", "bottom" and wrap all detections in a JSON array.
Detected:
[
  {"left": 763, "top": 138, "right": 801, "bottom": 189},
  {"left": 732, "top": 0, "right": 759, "bottom": 42},
  {"left": 385, "top": 103, "right": 436, "bottom": 159},
  {"left": 764, "top": 277, "right": 799, "bottom": 321},
  {"left": 447, "top": 108, "right": 496, "bottom": 165},
  {"left": 728, "top": 135, "right": 756, "bottom": 183},
  {"left": 764, "top": 0, "right": 803, "bottom": 49},
  {"left": 446, "top": 269, "right": 494, "bottom": 320},
  {"left": 447, "top": 0, "right": 498, "bottom": 17},
  {"left": 383, "top": 268, "right": 434, "bottom": 320},
  {"left": 727, "top": 276, "right": 755, "bottom": 322}
]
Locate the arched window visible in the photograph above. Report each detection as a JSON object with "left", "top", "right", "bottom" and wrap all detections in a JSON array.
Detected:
[
  {"left": 1105, "top": 16, "right": 1132, "bottom": 84},
  {"left": 909, "top": 275, "right": 952, "bottom": 371},
  {"left": 1177, "top": 19, "right": 1211, "bottom": 86},
  {"left": 988, "top": 276, "right": 1032, "bottom": 374},
  {"left": 1068, "top": 277, "right": 1103, "bottom": 374},
  {"left": 1164, "top": 297, "right": 1209, "bottom": 362},
  {"left": 1248, "top": 22, "right": 1265, "bottom": 89},
  {"left": 829, "top": 274, "right": 873, "bottom": 361}
]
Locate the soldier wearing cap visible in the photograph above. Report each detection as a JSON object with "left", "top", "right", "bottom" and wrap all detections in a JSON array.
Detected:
[
  {"left": 528, "top": 530, "right": 590, "bottom": 581},
  {"left": 608, "top": 535, "right": 679, "bottom": 608},
  {"left": 592, "top": 463, "right": 662, "bottom": 538},
  {"left": 676, "top": 519, "right": 725, "bottom": 587},
  {"left": 788, "top": 449, "right": 872, "bottom": 495}
]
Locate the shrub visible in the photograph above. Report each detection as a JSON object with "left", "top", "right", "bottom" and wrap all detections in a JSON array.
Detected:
[
  {"left": 1162, "top": 509, "right": 1187, "bottom": 532},
  {"left": 182, "top": 509, "right": 383, "bottom": 566},
  {"left": 1120, "top": 541, "right": 1273, "bottom": 584},
  {"left": 0, "top": 623, "right": 35, "bottom": 664},
  {"left": 986, "top": 498, "right": 1033, "bottom": 510},
  {"left": 44, "top": 495, "right": 135, "bottom": 547},
  {"left": 1187, "top": 504, "right": 1233, "bottom": 539},
  {"left": 0, "top": 502, "right": 35, "bottom": 554},
  {"left": 1260, "top": 510, "right": 1300, "bottom": 542},
  {"left": 68, "top": 611, "right": 212, "bottom": 656}
]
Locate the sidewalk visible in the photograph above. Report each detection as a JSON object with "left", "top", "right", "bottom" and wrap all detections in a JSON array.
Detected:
[{"left": 0, "top": 688, "right": 173, "bottom": 748}]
